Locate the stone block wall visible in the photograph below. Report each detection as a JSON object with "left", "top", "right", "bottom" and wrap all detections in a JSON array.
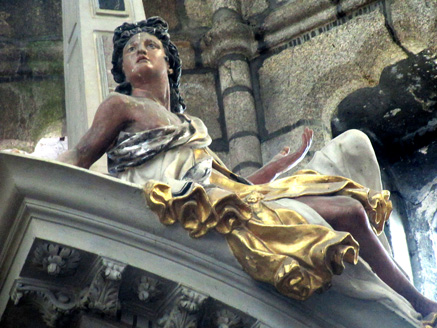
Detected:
[{"left": 0, "top": 0, "right": 65, "bottom": 152}]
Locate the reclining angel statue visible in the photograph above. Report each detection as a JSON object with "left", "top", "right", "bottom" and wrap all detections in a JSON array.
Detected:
[{"left": 58, "top": 16, "right": 437, "bottom": 326}]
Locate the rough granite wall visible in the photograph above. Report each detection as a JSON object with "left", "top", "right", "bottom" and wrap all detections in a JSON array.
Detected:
[{"left": 0, "top": 0, "right": 65, "bottom": 152}]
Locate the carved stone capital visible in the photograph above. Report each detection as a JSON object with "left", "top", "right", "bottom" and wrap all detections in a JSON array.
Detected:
[
  {"left": 201, "top": 9, "right": 256, "bottom": 67},
  {"left": 32, "top": 242, "right": 81, "bottom": 276}
]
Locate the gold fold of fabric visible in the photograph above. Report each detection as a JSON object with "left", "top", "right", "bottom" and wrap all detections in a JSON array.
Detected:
[
  {"left": 423, "top": 313, "right": 437, "bottom": 328},
  {"left": 144, "top": 167, "right": 392, "bottom": 301}
]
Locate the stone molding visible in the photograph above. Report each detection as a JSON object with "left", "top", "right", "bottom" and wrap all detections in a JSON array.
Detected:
[{"left": 260, "top": 0, "right": 381, "bottom": 50}]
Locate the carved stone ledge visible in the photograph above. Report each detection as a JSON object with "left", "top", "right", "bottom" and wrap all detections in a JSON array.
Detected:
[
  {"left": 32, "top": 242, "right": 81, "bottom": 276},
  {"left": 261, "top": 0, "right": 381, "bottom": 49}
]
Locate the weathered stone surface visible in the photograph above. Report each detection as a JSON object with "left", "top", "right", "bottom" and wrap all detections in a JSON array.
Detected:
[
  {"left": 390, "top": 141, "right": 437, "bottom": 300},
  {"left": 0, "top": 12, "right": 12, "bottom": 37},
  {"left": 0, "top": 79, "right": 65, "bottom": 142},
  {"left": 333, "top": 50, "right": 437, "bottom": 159},
  {"left": 258, "top": 9, "right": 406, "bottom": 139},
  {"left": 174, "top": 40, "right": 196, "bottom": 70},
  {"left": 223, "top": 91, "right": 258, "bottom": 136},
  {"left": 215, "top": 150, "right": 232, "bottom": 168},
  {"left": 0, "top": 0, "right": 62, "bottom": 40},
  {"left": 25, "top": 41, "right": 64, "bottom": 76},
  {"left": 391, "top": 0, "right": 437, "bottom": 53},
  {"left": 184, "top": 0, "right": 213, "bottom": 27},
  {"left": 211, "top": 0, "right": 240, "bottom": 13},
  {"left": 201, "top": 10, "right": 256, "bottom": 67},
  {"left": 229, "top": 136, "right": 262, "bottom": 175},
  {"left": 0, "top": 43, "right": 21, "bottom": 76},
  {"left": 142, "top": 0, "right": 179, "bottom": 30},
  {"left": 241, "top": 0, "right": 269, "bottom": 20},
  {"left": 0, "top": 41, "right": 64, "bottom": 78},
  {"left": 0, "top": 140, "right": 35, "bottom": 153},
  {"left": 219, "top": 59, "right": 252, "bottom": 92},
  {"left": 261, "top": 0, "right": 335, "bottom": 48},
  {"left": 180, "top": 73, "right": 222, "bottom": 140},
  {"left": 0, "top": 0, "right": 65, "bottom": 149}
]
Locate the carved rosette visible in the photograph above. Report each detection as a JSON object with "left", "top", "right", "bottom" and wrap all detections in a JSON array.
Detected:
[
  {"left": 137, "top": 275, "right": 161, "bottom": 302},
  {"left": 215, "top": 309, "right": 243, "bottom": 328},
  {"left": 102, "top": 257, "right": 126, "bottom": 280},
  {"left": 32, "top": 242, "right": 81, "bottom": 276},
  {"left": 179, "top": 287, "right": 207, "bottom": 313}
]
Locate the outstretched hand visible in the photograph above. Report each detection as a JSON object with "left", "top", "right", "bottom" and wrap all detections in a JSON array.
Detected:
[
  {"left": 246, "top": 127, "right": 313, "bottom": 184},
  {"left": 269, "top": 127, "right": 313, "bottom": 176}
]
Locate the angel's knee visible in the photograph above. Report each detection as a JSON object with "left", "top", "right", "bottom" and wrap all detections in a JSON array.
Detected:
[{"left": 330, "top": 197, "right": 370, "bottom": 234}]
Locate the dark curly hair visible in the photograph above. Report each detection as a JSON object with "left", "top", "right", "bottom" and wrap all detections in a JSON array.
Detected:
[{"left": 111, "top": 17, "right": 185, "bottom": 113}]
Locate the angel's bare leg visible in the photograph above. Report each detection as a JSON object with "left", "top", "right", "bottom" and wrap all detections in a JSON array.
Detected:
[{"left": 296, "top": 195, "right": 437, "bottom": 317}]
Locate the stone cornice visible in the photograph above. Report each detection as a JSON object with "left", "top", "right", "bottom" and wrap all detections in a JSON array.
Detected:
[{"left": 259, "top": 0, "right": 380, "bottom": 50}]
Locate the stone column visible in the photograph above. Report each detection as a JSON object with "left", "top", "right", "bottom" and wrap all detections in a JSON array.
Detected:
[
  {"left": 61, "top": 0, "right": 145, "bottom": 172},
  {"left": 202, "top": 0, "right": 261, "bottom": 177}
]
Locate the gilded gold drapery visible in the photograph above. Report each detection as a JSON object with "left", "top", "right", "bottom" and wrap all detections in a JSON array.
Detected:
[
  {"left": 423, "top": 313, "right": 437, "bottom": 328},
  {"left": 144, "top": 159, "right": 392, "bottom": 301}
]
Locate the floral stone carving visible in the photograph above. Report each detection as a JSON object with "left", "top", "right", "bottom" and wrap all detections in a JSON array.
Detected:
[
  {"left": 80, "top": 257, "right": 127, "bottom": 316},
  {"left": 215, "top": 309, "right": 244, "bottom": 328},
  {"left": 137, "top": 275, "right": 161, "bottom": 302},
  {"left": 157, "top": 286, "right": 208, "bottom": 328},
  {"left": 32, "top": 242, "right": 81, "bottom": 276}
]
